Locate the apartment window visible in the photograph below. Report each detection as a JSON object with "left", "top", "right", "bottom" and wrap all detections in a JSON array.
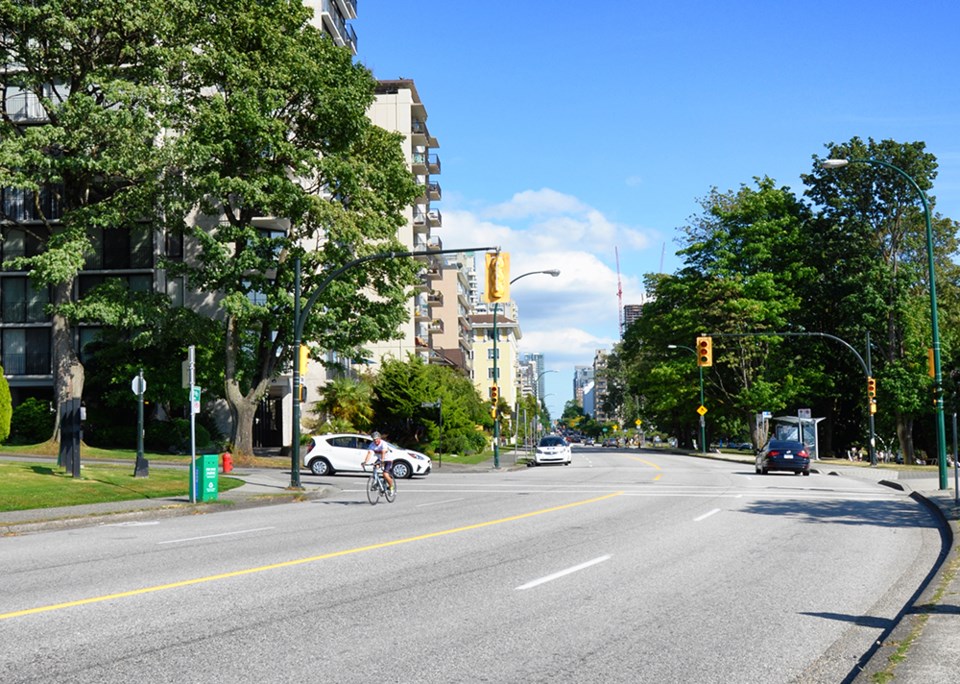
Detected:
[
  {"left": 85, "top": 224, "right": 154, "bottom": 270},
  {"left": 165, "top": 229, "right": 184, "bottom": 260},
  {"left": 1, "top": 186, "right": 62, "bottom": 223},
  {"left": 487, "top": 348, "right": 500, "bottom": 360},
  {"left": 78, "top": 274, "right": 151, "bottom": 298},
  {"left": 487, "top": 367, "right": 500, "bottom": 380},
  {"left": 1, "top": 328, "right": 50, "bottom": 375},
  {"left": 1, "top": 276, "right": 49, "bottom": 323}
]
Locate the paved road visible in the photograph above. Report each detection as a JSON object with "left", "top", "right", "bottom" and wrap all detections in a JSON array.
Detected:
[{"left": 0, "top": 449, "right": 944, "bottom": 682}]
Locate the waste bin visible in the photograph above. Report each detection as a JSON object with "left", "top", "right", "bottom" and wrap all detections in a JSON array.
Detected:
[{"left": 195, "top": 454, "right": 219, "bottom": 502}]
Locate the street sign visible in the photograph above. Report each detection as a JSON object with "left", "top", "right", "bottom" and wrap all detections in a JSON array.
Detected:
[
  {"left": 697, "top": 405, "right": 708, "bottom": 416},
  {"left": 798, "top": 408, "right": 812, "bottom": 419},
  {"left": 762, "top": 411, "right": 772, "bottom": 419},
  {"left": 131, "top": 376, "right": 146, "bottom": 396},
  {"left": 191, "top": 386, "right": 201, "bottom": 414}
]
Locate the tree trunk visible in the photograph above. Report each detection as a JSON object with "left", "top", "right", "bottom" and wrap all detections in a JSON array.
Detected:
[
  {"left": 50, "top": 281, "right": 83, "bottom": 444},
  {"left": 896, "top": 411, "right": 914, "bottom": 464},
  {"left": 227, "top": 384, "right": 259, "bottom": 459}
]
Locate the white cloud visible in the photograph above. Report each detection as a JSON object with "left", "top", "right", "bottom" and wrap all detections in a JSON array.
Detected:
[
  {"left": 438, "top": 188, "right": 664, "bottom": 414},
  {"left": 485, "top": 188, "right": 589, "bottom": 219}
]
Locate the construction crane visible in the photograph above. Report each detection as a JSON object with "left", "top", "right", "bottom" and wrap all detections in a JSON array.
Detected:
[{"left": 616, "top": 246, "right": 623, "bottom": 339}]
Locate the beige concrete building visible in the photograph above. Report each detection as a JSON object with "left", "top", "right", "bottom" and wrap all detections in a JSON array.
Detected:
[{"left": 471, "top": 302, "right": 522, "bottom": 407}]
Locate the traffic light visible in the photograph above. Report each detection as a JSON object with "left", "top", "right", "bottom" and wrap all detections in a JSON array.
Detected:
[
  {"left": 299, "top": 344, "right": 309, "bottom": 373},
  {"left": 867, "top": 376, "right": 876, "bottom": 399},
  {"left": 483, "top": 252, "right": 510, "bottom": 303},
  {"left": 490, "top": 385, "right": 499, "bottom": 403},
  {"left": 928, "top": 348, "right": 936, "bottom": 378},
  {"left": 696, "top": 336, "right": 713, "bottom": 367}
]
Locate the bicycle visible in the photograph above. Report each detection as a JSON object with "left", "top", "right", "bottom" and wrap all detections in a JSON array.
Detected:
[{"left": 362, "top": 460, "right": 396, "bottom": 505}]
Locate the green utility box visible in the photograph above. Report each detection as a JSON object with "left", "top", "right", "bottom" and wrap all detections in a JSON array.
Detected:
[{"left": 195, "top": 454, "right": 219, "bottom": 502}]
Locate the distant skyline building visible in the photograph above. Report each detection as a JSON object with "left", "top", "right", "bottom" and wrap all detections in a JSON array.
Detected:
[{"left": 623, "top": 304, "right": 644, "bottom": 333}]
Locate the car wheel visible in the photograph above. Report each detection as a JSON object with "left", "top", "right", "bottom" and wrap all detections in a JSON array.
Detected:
[
  {"left": 309, "top": 458, "right": 333, "bottom": 476},
  {"left": 392, "top": 461, "right": 411, "bottom": 479},
  {"left": 755, "top": 464, "right": 761, "bottom": 474},
  {"left": 803, "top": 469, "right": 810, "bottom": 476}
]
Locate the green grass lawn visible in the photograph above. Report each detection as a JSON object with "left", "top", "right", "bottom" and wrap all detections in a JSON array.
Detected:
[{"left": 0, "top": 460, "right": 244, "bottom": 512}]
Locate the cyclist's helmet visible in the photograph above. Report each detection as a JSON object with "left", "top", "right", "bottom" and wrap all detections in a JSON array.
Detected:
[{"left": 371, "top": 431, "right": 381, "bottom": 439}]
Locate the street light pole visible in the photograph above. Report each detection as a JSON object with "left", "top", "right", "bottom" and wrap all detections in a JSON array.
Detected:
[
  {"left": 668, "top": 344, "right": 705, "bottom": 453},
  {"left": 492, "top": 269, "right": 560, "bottom": 469},
  {"left": 823, "top": 158, "right": 947, "bottom": 489}
]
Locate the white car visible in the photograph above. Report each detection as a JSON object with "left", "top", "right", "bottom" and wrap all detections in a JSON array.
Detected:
[
  {"left": 534, "top": 434, "right": 572, "bottom": 466},
  {"left": 302, "top": 433, "right": 433, "bottom": 479}
]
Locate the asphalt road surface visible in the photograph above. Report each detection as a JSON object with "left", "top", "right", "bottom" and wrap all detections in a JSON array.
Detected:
[{"left": 0, "top": 448, "right": 944, "bottom": 683}]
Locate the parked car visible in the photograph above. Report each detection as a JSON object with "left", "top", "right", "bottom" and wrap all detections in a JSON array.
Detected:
[
  {"left": 756, "top": 439, "right": 810, "bottom": 476},
  {"left": 602, "top": 438, "right": 618, "bottom": 448},
  {"left": 534, "top": 435, "right": 572, "bottom": 466},
  {"left": 303, "top": 433, "right": 432, "bottom": 478}
]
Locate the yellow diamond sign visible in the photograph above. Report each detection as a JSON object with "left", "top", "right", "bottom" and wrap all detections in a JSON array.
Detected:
[{"left": 697, "top": 405, "right": 708, "bottom": 416}]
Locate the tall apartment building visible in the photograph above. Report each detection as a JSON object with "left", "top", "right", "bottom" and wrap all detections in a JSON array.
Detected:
[
  {"left": 426, "top": 253, "right": 474, "bottom": 374},
  {"left": 361, "top": 79, "right": 442, "bottom": 371},
  {"left": 518, "top": 352, "right": 546, "bottom": 400},
  {"left": 305, "top": 1, "right": 358, "bottom": 52},
  {"left": 623, "top": 304, "right": 643, "bottom": 333},
  {"left": 573, "top": 365, "right": 594, "bottom": 408},
  {"left": 471, "top": 302, "right": 522, "bottom": 408},
  {"left": 593, "top": 350, "right": 611, "bottom": 423}
]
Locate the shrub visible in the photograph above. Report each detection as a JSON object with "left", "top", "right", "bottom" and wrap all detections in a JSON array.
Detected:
[
  {"left": 0, "top": 372, "right": 10, "bottom": 443},
  {"left": 8, "top": 397, "right": 51, "bottom": 444}
]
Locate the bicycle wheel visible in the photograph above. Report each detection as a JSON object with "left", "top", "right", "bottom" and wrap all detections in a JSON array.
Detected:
[
  {"left": 385, "top": 478, "right": 396, "bottom": 503},
  {"left": 366, "top": 474, "right": 380, "bottom": 505}
]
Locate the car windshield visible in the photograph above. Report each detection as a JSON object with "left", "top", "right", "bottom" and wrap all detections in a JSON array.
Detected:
[{"left": 539, "top": 437, "right": 565, "bottom": 447}]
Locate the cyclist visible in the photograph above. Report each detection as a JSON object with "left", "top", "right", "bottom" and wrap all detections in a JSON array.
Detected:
[{"left": 362, "top": 431, "right": 395, "bottom": 493}]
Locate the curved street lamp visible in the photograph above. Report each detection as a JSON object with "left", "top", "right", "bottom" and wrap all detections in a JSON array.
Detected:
[
  {"left": 668, "top": 344, "right": 706, "bottom": 453},
  {"left": 492, "top": 269, "right": 560, "bottom": 468},
  {"left": 822, "top": 157, "right": 947, "bottom": 489}
]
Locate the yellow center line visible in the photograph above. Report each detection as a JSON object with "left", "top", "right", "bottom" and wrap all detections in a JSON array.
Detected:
[
  {"left": 627, "top": 455, "right": 663, "bottom": 470},
  {"left": 1, "top": 491, "right": 623, "bottom": 621}
]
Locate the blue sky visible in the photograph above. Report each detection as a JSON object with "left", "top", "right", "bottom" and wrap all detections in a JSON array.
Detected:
[{"left": 356, "top": 1, "right": 960, "bottom": 419}]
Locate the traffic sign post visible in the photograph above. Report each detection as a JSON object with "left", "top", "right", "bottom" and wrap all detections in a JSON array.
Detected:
[{"left": 132, "top": 369, "right": 149, "bottom": 478}]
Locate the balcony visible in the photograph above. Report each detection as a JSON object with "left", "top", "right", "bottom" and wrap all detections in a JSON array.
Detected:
[
  {"left": 411, "top": 119, "right": 430, "bottom": 143},
  {"left": 428, "top": 153, "right": 441, "bottom": 175},
  {"left": 417, "top": 179, "right": 441, "bottom": 201},
  {"left": 427, "top": 291, "right": 443, "bottom": 307},
  {"left": 414, "top": 236, "right": 442, "bottom": 253},
  {"left": 415, "top": 305, "right": 431, "bottom": 321},
  {"left": 412, "top": 207, "right": 431, "bottom": 235},
  {"left": 428, "top": 319, "right": 444, "bottom": 334}
]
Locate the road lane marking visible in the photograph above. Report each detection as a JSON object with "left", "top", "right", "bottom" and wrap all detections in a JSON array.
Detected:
[
  {"left": 0, "top": 491, "right": 623, "bottom": 621},
  {"left": 158, "top": 527, "right": 276, "bottom": 545},
  {"left": 516, "top": 555, "right": 611, "bottom": 590},
  {"left": 415, "top": 498, "right": 465, "bottom": 508},
  {"left": 694, "top": 508, "right": 721, "bottom": 522}
]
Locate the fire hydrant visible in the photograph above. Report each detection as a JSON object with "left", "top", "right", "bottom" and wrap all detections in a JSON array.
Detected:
[{"left": 221, "top": 452, "right": 233, "bottom": 474}]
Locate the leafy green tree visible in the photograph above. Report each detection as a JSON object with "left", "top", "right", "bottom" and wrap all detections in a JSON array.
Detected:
[
  {"left": 0, "top": 1, "right": 180, "bottom": 441},
  {"left": 623, "top": 178, "right": 816, "bottom": 448},
  {"left": 372, "top": 356, "right": 487, "bottom": 455},
  {"left": 802, "top": 137, "right": 960, "bottom": 461},
  {"left": 165, "top": 1, "right": 421, "bottom": 456},
  {"left": 309, "top": 375, "right": 375, "bottom": 434}
]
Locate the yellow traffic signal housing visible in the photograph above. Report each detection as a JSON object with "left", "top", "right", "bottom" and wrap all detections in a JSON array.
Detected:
[
  {"left": 299, "top": 344, "right": 309, "bottom": 373},
  {"left": 483, "top": 252, "right": 510, "bottom": 303},
  {"left": 696, "top": 336, "right": 713, "bottom": 367},
  {"left": 490, "top": 385, "right": 499, "bottom": 404},
  {"left": 867, "top": 376, "right": 877, "bottom": 399},
  {"left": 928, "top": 348, "right": 936, "bottom": 378}
]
